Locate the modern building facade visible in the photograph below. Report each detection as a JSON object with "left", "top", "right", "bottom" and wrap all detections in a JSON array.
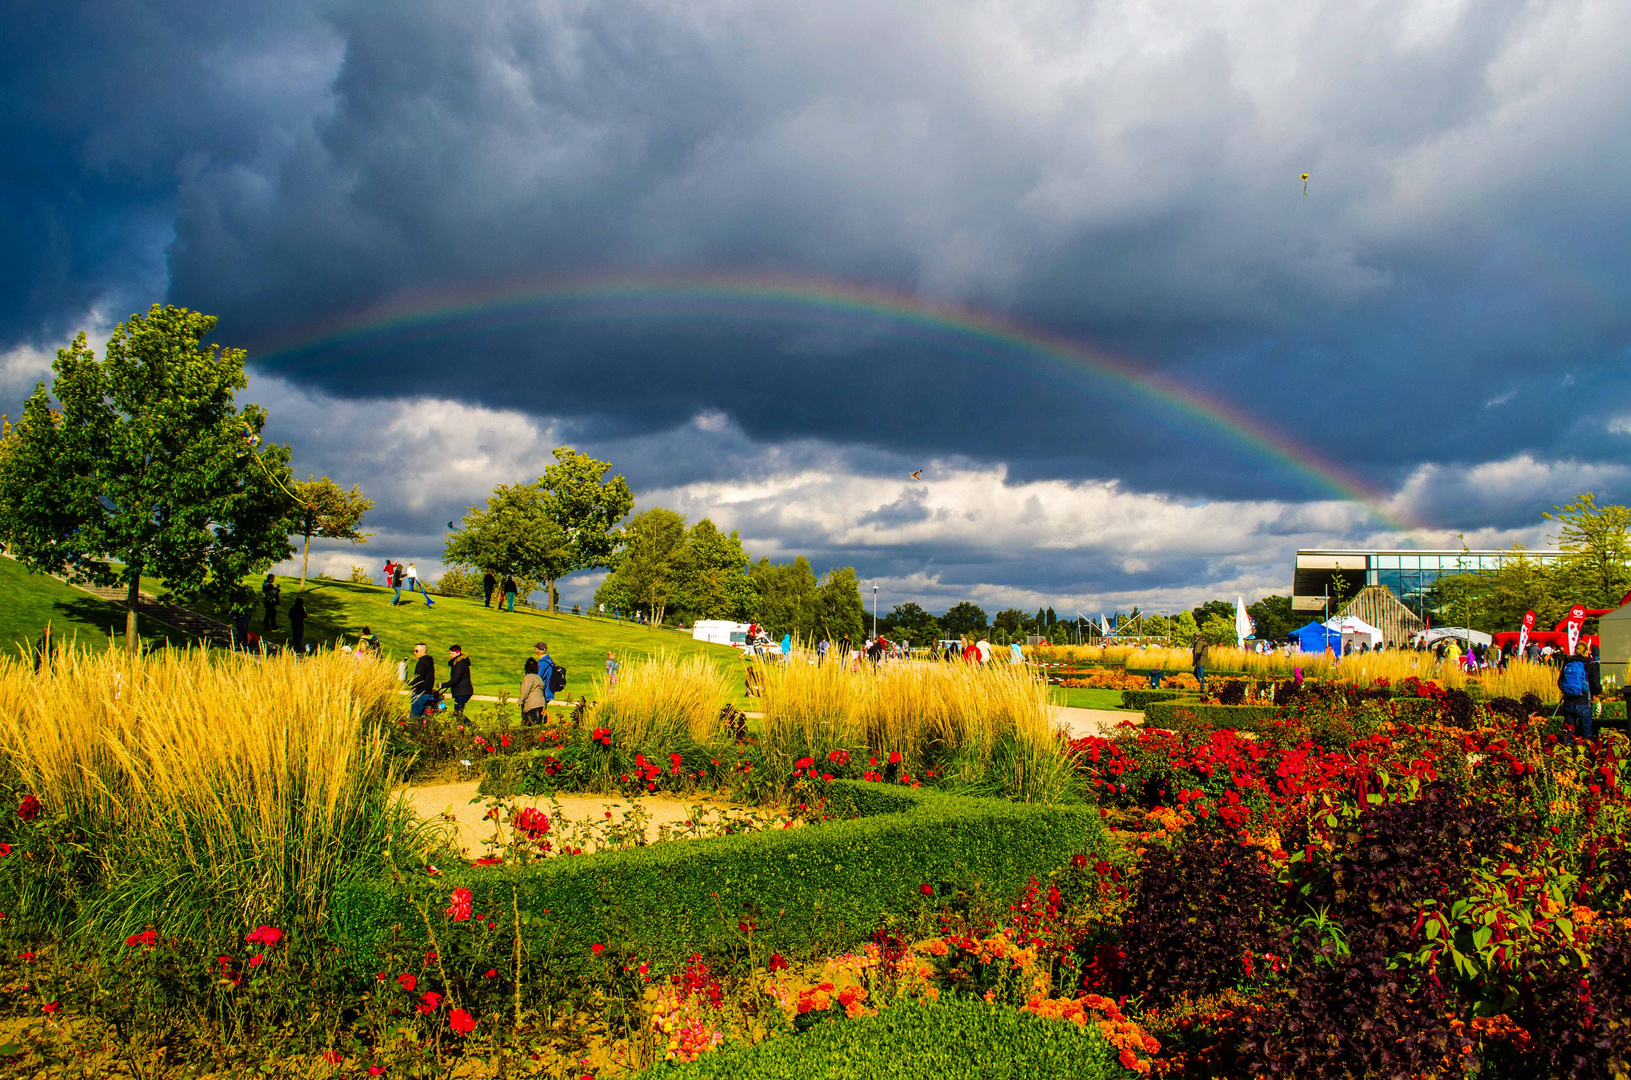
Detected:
[{"left": 1292, "top": 549, "right": 1564, "bottom": 621}]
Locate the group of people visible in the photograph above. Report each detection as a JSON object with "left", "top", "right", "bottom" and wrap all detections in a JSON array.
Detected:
[
  {"left": 404, "top": 640, "right": 560, "bottom": 720},
  {"left": 380, "top": 560, "right": 435, "bottom": 607}
]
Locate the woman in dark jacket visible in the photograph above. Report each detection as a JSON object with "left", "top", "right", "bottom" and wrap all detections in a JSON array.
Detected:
[{"left": 443, "top": 644, "right": 474, "bottom": 716}]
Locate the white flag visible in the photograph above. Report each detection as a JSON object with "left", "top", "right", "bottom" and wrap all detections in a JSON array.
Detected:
[{"left": 1234, "top": 596, "right": 1254, "bottom": 647}]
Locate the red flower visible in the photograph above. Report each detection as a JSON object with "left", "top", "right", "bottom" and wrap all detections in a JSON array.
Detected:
[
  {"left": 416, "top": 991, "right": 442, "bottom": 1014},
  {"left": 768, "top": 953, "right": 788, "bottom": 972},
  {"left": 369, "top": 1067, "right": 387, "bottom": 1077},
  {"left": 795, "top": 756, "right": 815, "bottom": 769},
  {"left": 670, "top": 752, "right": 683, "bottom": 775},
  {"left": 246, "top": 925, "right": 283, "bottom": 946},
  {"left": 18, "top": 952, "right": 35, "bottom": 962},
  {"left": 397, "top": 972, "right": 417, "bottom": 992},
  {"left": 500, "top": 734, "right": 511, "bottom": 747},
  {"left": 0, "top": 843, "right": 11, "bottom": 857},
  {"left": 41, "top": 1001, "right": 59, "bottom": 1014},
  {"left": 16, "top": 795, "right": 40, "bottom": 821},
  {"left": 483, "top": 968, "right": 498, "bottom": 979},
  {"left": 512, "top": 807, "right": 551, "bottom": 840},
  {"left": 888, "top": 752, "right": 902, "bottom": 765},
  {"left": 322, "top": 1050, "right": 344, "bottom": 1064},
  {"left": 591, "top": 943, "right": 606, "bottom": 955},
  {"left": 448, "top": 1008, "right": 476, "bottom": 1035},
  {"left": 1071, "top": 853, "right": 1088, "bottom": 868},
  {"left": 919, "top": 883, "right": 933, "bottom": 895},
  {"left": 446, "top": 887, "right": 473, "bottom": 921},
  {"left": 473, "top": 856, "right": 503, "bottom": 867},
  {"left": 248, "top": 954, "right": 265, "bottom": 967}
]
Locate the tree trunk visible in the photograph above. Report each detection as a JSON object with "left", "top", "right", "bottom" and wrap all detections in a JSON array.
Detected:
[
  {"left": 300, "top": 532, "right": 311, "bottom": 591},
  {"left": 547, "top": 577, "right": 555, "bottom": 614},
  {"left": 124, "top": 572, "right": 141, "bottom": 654}
]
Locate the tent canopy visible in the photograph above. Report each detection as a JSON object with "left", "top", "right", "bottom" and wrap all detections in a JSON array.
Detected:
[
  {"left": 1292, "top": 621, "right": 1342, "bottom": 653},
  {"left": 1325, "top": 615, "right": 1382, "bottom": 647},
  {"left": 1414, "top": 626, "right": 1492, "bottom": 648}
]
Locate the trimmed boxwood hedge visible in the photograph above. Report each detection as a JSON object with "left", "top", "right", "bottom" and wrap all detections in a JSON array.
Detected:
[
  {"left": 331, "top": 782, "right": 1112, "bottom": 980},
  {"left": 1119, "top": 689, "right": 1180, "bottom": 711},
  {"left": 1143, "top": 702, "right": 1282, "bottom": 733},
  {"left": 634, "top": 997, "right": 1123, "bottom": 1079}
]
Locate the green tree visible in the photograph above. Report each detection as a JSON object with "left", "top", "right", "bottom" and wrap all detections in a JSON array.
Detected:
[
  {"left": 288, "top": 476, "right": 373, "bottom": 590},
  {"left": 673, "top": 518, "right": 756, "bottom": 623},
  {"left": 1545, "top": 492, "right": 1631, "bottom": 609},
  {"left": 1199, "top": 611, "right": 1238, "bottom": 646},
  {"left": 992, "top": 608, "right": 1028, "bottom": 638},
  {"left": 941, "top": 601, "right": 988, "bottom": 636},
  {"left": 1169, "top": 610, "right": 1200, "bottom": 647},
  {"left": 0, "top": 307, "right": 293, "bottom": 651},
  {"left": 747, "top": 557, "right": 820, "bottom": 639},
  {"left": 603, "top": 507, "right": 688, "bottom": 626},
  {"left": 443, "top": 483, "right": 569, "bottom": 606},
  {"left": 1246, "top": 595, "right": 1295, "bottom": 642},
  {"left": 1190, "top": 599, "right": 1234, "bottom": 629},
  {"left": 815, "top": 566, "right": 866, "bottom": 643},
  {"left": 536, "top": 448, "right": 635, "bottom": 613}
]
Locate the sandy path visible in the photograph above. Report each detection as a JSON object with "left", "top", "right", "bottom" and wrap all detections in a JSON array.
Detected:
[
  {"left": 400, "top": 780, "right": 767, "bottom": 858},
  {"left": 1055, "top": 705, "right": 1142, "bottom": 739}
]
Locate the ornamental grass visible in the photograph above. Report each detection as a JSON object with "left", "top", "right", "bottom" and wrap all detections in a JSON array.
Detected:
[
  {"left": 1475, "top": 657, "right": 1562, "bottom": 704},
  {"left": 0, "top": 647, "right": 418, "bottom": 943},
  {"left": 591, "top": 650, "right": 734, "bottom": 746},
  {"left": 753, "top": 654, "right": 1073, "bottom": 802}
]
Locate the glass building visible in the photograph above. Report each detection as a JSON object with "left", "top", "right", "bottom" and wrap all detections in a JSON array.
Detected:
[{"left": 1292, "top": 549, "right": 1563, "bottom": 621}]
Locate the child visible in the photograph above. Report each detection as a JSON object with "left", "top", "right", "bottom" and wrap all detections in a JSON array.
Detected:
[{"left": 605, "top": 651, "right": 619, "bottom": 687}]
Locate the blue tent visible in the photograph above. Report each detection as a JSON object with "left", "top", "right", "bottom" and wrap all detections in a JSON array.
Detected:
[{"left": 1291, "top": 621, "right": 1341, "bottom": 654}]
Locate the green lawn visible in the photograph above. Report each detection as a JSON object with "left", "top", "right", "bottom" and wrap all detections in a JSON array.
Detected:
[
  {"left": 1053, "top": 686, "right": 1133, "bottom": 710},
  {"left": 0, "top": 557, "right": 193, "bottom": 654},
  {"left": 181, "top": 578, "right": 747, "bottom": 699}
]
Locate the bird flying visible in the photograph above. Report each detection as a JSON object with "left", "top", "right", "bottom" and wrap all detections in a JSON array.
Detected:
[{"left": 909, "top": 470, "right": 923, "bottom": 480}]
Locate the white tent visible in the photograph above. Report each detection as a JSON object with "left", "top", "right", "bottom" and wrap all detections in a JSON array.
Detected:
[
  {"left": 1325, "top": 615, "right": 1383, "bottom": 648},
  {"left": 1412, "top": 626, "right": 1493, "bottom": 649}
]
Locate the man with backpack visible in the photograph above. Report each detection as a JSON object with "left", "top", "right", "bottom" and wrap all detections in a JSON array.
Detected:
[
  {"left": 532, "top": 641, "right": 563, "bottom": 710},
  {"left": 409, "top": 642, "right": 438, "bottom": 718},
  {"left": 1557, "top": 644, "right": 1601, "bottom": 743},
  {"left": 443, "top": 644, "right": 473, "bottom": 716}
]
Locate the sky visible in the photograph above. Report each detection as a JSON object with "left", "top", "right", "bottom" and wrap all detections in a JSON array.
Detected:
[{"left": 6, "top": 0, "right": 1631, "bottom": 617}]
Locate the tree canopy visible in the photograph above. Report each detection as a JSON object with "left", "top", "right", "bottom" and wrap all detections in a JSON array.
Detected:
[
  {"left": 536, "top": 447, "right": 635, "bottom": 613},
  {"left": 443, "top": 483, "right": 569, "bottom": 599},
  {"left": 0, "top": 306, "right": 293, "bottom": 650},
  {"left": 288, "top": 476, "right": 373, "bottom": 590}
]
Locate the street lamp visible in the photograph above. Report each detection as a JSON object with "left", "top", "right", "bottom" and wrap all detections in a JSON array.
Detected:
[{"left": 872, "top": 585, "right": 878, "bottom": 639}]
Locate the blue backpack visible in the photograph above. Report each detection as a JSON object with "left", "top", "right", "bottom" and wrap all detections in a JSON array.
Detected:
[{"left": 1560, "top": 659, "right": 1589, "bottom": 697}]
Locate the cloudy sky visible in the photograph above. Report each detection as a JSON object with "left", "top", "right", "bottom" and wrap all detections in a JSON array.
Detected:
[{"left": 6, "top": 0, "right": 1630, "bottom": 615}]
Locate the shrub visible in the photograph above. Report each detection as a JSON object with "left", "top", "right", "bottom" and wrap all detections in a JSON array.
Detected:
[
  {"left": 1119, "top": 832, "right": 1287, "bottom": 1005},
  {"left": 1142, "top": 703, "right": 1281, "bottom": 734},
  {"left": 348, "top": 565, "right": 372, "bottom": 585},
  {"left": 632, "top": 997, "right": 1123, "bottom": 1079},
  {"left": 1119, "top": 689, "right": 1179, "bottom": 711},
  {"left": 432, "top": 567, "right": 485, "bottom": 597},
  {"left": 331, "top": 783, "right": 1114, "bottom": 983}
]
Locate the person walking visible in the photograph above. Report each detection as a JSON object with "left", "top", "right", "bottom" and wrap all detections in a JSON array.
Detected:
[
  {"left": 532, "top": 641, "right": 558, "bottom": 713},
  {"left": 232, "top": 609, "right": 251, "bottom": 651},
  {"left": 817, "top": 638, "right": 829, "bottom": 665},
  {"left": 288, "top": 596, "right": 307, "bottom": 655},
  {"left": 1557, "top": 643, "right": 1601, "bottom": 743},
  {"left": 443, "top": 644, "right": 473, "bottom": 716},
  {"left": 382, "top": 558, "right": 395, "bottom": 592},
  {"left": 262, "top": 574, "right": 281, "bottom": 631},
  {"left": 390, "top": 561, "right": 405, "bottom": 605},
  {"left": 519, "top": 658, "right": 546, "bottom": 725},
  {"left": 1191, "top": 637, "right": 1208, "bottom": 694},
  {"left": 409, "top": 643, "right": 437, "bottom": 718},
  {"left": 405, "top": 562, "right": 435, "bottom": 606},
  {"left": 502, "top": 576, "right": 518, "bottom": 612},
  {"left": 357, "top": 625, "right": 381, "bottom": 654},
  {"left": 605, "top": 650, "right": 619, "bottom": 687},
  {"left": 482, "top": 571, "right": 497, "bottom": 608}
]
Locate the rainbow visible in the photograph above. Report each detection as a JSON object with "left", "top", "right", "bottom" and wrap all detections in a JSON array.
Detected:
[{"left": 249, "top": 272, "right": 1417, "bottom": 530}]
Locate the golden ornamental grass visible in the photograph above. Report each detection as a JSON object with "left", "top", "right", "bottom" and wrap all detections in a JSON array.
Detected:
[
  {"left": 592, "top": 651, "right": 732, "bottom": 745},
  {"left": 0, "top": 647, "right": 407, "bottom": 934},
  {"left": 1474, "top": 659, "right": 1561, "bottom": 704}
]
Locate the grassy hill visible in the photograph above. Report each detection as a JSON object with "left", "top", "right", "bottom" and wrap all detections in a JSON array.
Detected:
[
  {"left": 185, "top": 578, "right": 746, "bottom": 700},
  {"left": 0, "top": 557, "right": 193, "bottom": 654}
]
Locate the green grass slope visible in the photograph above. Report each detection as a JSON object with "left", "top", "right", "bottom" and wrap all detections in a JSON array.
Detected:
[
  {"left": 189, "top": 578, "right": 746, "bottom": 699},
  {"left": 0, "top": 557, "right": 192, "bottom": 653}
]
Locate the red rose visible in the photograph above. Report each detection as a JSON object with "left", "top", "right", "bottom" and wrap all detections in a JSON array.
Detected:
[
  {"left": 768, "top": 953, "right": 788, "bottom": 972},
  {"left": 248, "top": 954, "right": 264, "bottom": 967},
  {"left": 888, "top": 752, "right": 902, "bottom": 765},
  {"left": 591, "top": 943, "right": 606, "bottom": 955},
  {"left": 369, "top": 1067, "right": 386, "bottom": 1077},
  {"left": 41, "top": 1001, "right": 59, "bottom": 1014},
  {"left": 397, "top": 973, "right": 417, "bottom": 992},
  {"left": 323, "top": 1050, "right": 343, "bottom": 1064},
  {"left": 919, "top": 883, "right": 933, "bottom": 896},
  {"left": 0, "top": 843, "right": 11, "bottom": 857},
  {"left": 448, "top": 1008, "right": 476, "bottom": 1035},
  {"left": 16, "top": 795, "right": 40, "bottom": 820},
  {"left": 246, "top": 925, "right": 283, "bottom": 946},
  {"left": 416, "top": 991, "right": 442, "bottom": 1014},
  {"left": 446, "top": 887, "right": 473, "bottom": 921}
]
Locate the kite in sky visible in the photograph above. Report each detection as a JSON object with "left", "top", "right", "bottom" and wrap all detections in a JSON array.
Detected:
[{"left": 1300, "top": 173, "right": 1310, "bottom": 197}]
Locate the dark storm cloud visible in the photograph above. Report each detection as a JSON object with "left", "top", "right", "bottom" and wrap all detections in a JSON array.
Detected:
[{"left": 10, "top": 0, "right": 1631, "bottom": 547}]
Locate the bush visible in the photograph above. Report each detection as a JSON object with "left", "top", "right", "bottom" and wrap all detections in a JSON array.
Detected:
[
  {"left": 1143, "top": 702, "right": 1281, "bottom": 734},
  {"left": 633, "top": 997, "right": 1123, "bottom": 1079},
  {"left": 432, "top": 567, "right": 485, "bottom": 598},
  {"left": 1119, "top": 689, "right": 1179, "bottom": 711},
  {"left": 331, "top": 782, "right": 1114, "bottom": 983}
]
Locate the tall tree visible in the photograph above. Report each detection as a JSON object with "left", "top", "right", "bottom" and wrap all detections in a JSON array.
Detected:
[
  {"left": 673, "top": 518, "right": 755, "bottom": 622},
  {"left": 536, "top": 447, "right": 635, "bottom": 613},
  {"left": 288, "top": 476, "right": 374, "bottom": 590},
  {"left": 444, "top": 483, "right": 569, "bottom": 605},
  {"left": 1246, "top": 595, "right": 1295, "bottom": 642},
  {"left": 748, "top": 556, "right": 820, "bottom": 638},
  {"left": 815, "top": 566, "right": 866, "bottom": 643},
  {"left": 1545, "top": 492, "right": 1631, "bottom": 609},
  {"left": 941, "top": 601, "right": 988, "bottom": 636},
  {"left": 602, "top": 508, "right": 688, "bottom": 626},
  {"left": 0, "top": 307, "right": 293, "bottom": 651}
]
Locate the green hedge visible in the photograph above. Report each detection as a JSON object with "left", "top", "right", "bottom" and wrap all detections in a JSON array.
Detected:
[
  {"left": 1143, "top": 702, "right": 1282, "bottom": 733},
  {"left": 332, "top": 782, "right": 1112, "bottom": 981},
  {"left": 1119, "top": 689, "right": 1180, "bottom": 711},
  {"left": 635, "top": 997, "right": 1123, "bottom": 1079}
]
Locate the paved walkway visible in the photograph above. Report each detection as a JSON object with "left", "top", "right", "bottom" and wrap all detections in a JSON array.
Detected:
[{"left": 1054, "top": 705, "right": 1142, "bottom": 739}]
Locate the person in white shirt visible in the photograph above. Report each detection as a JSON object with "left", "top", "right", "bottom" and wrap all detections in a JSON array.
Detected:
[{"left": 404, "top": 562, "right": 435, "bottom": 607}]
